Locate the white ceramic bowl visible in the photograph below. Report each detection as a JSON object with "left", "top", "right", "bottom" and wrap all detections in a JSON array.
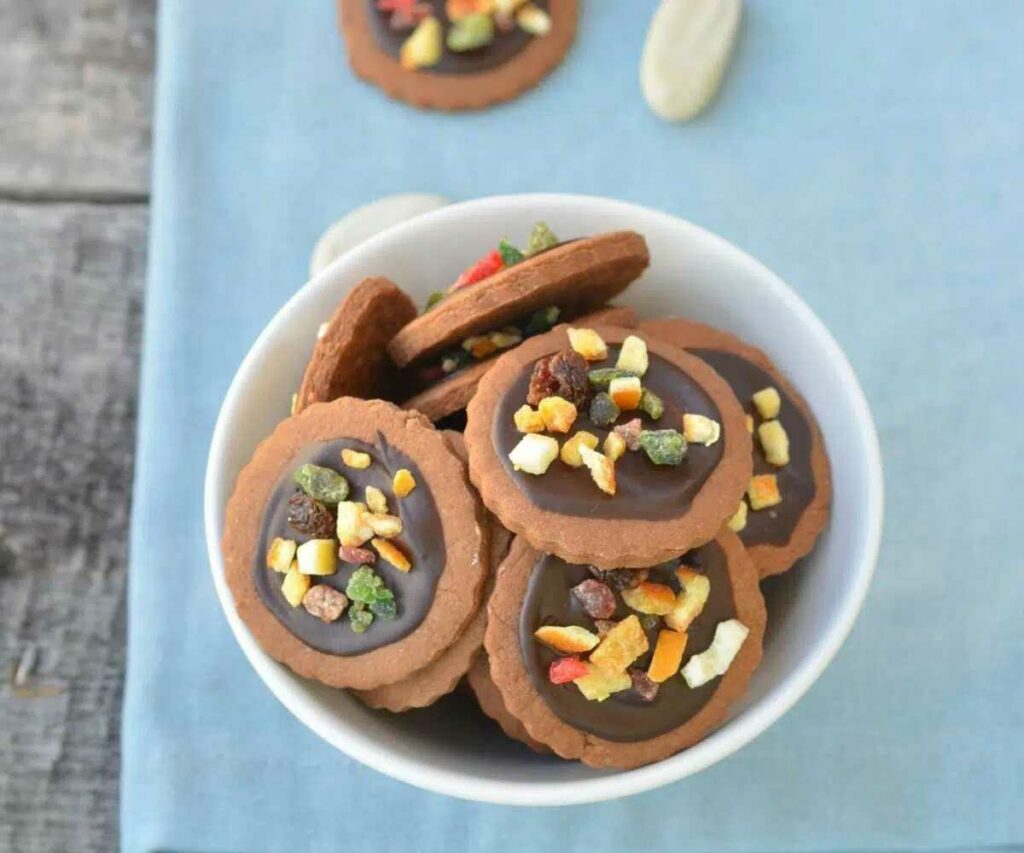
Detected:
[{"left": 204, "top": 193, "right": 883, "bottom": 806}]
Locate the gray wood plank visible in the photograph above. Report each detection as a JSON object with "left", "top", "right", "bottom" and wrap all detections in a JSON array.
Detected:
[
  {"left": 0, "top": 202, "right": 147, "bottom": 853},
  {"left": 0, "top": 0, "right": 155, "bottom": 197}
]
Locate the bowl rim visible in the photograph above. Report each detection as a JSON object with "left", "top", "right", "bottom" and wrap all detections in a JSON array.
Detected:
[{"left": 203, "top": 192, "right": 884, "bottom": 806}]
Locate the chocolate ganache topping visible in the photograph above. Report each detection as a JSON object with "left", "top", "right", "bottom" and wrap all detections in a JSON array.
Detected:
[
  {"left": 493, "top": 347, "right": 725, "bottom": 519},
  {"left": 520, "top": 541, "right": 737, "bottom": 742},
  {"left": 691, "top": 349, "right": 815, "bottom": 546},
  {"left": 253, "top": 436, "right": 445, "bottom": 655},
  {"left": 368, "top": 0, "right": 547, "bottom": 75}
]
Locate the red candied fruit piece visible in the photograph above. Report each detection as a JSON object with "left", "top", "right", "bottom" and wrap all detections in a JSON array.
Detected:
[
  {"left": 450, "top": 250, "right": 505, "bottom": 291},
  {"left": 549, "top": 655, "right": 589, "bottom": 685}
]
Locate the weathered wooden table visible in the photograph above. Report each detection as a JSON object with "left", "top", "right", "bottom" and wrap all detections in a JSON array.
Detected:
[{"left": 0, "top": 2, "right": 154, "bottom": 850}]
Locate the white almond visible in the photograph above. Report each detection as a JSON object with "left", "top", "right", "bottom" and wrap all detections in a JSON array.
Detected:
[{"left": 640, "top": 0, "right": 743, "bottom": 122}]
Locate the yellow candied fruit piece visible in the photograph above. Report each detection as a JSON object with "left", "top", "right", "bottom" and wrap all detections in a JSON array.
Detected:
[
  {"left": 748, "top": 474, "right": 782, "bottom": 510},
  {"left": 393, "top": 468, "right": 417, "bottom": 497},
  {"left": 665, "top": 568, "right": 710, "bottom": 632},
  {"left": 400, "top": 16, "right": 443, "bottom": 71},
  {"left": 535, "top": 624, "right": 600, "bottom": 654},
  {"left": 752, "top": 386, "right": 782, "bottom": 420},
  {"left": 296, "top": 539, "right": 338, "bottom": 576},
  {"left": 266, "top": 537, "right": 297, "bottom": 573},
  {"left": 560, "top": 431, "right": 599, "bottom": 467},
  {"left": 567, "top": 327, "right": 608, "bottom": 361},
  {"left": 590, "top": 614, "right": 648, "bottom": 672},
  {"left": 603, "top": 431, "right": 627, "bottom": 462},
  {"left": 573, "top": 664, "right": 632, "bottom": 702},
  {"left": 758, "top": 419, "right": 791, "bottom": 467},
  {"left": 371, "top": 537, "right": 412, "bottom": 573},
  {"left": 341, "top": 448, "right": 372, "bottom": 469},
  {"left": 726, "top": 500, "right": 748, "bottom": 532},
  {"left": 579, "top": 445, "right": 616, "bottom": 495},
  {"left": 365, "top": 485, "right": 388, "bottom": 515},
  {"left": 615, "top": 335, "right": 649, "bottom": 376},
  {"left": 538, "top": 396, "right": 578, "bottom": 434},
  {"left": 281, "top": 566, "right": 311, "bottom": 607},
  {"left": 514, "top": 404, "right": 547, "bottom": 434},
  {"left": 621, "top": 582, "right": 676, "bottom": 616},
  {"left": 609, "top": 376, "right": 642, "bottom": 411}
]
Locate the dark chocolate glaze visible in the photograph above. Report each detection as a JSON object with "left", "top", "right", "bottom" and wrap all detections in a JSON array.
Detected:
[
  {"left": 520, "top": 541, "right": 737, "bottom": 742},
  {"left": 252, "top": 437, "right": 445, "bottom": 656},
  {"left": 493, "top": 348, "right": 725, "bottom": 519},
  {"left": 691, "top": 349, "right": 815, "bottom": 547},
  {"left": 367, "top": 0, "right": 546, "bottom": 75}
]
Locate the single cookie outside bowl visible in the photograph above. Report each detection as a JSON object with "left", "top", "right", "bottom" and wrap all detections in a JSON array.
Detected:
[
  {"left": 338, "top": 0, "right": 578, "bottom": 112},
  {"left": 294, "top": 277, "right": 417, "bottom": 414},
  {"left": 403, "top": 304, "right": 639, "bottom": 422},
  {"left": 641, "top": 318, "right": 832, "bottom": 578},
  {"left": 484, "top": 531, "right": 766, "bottom": 769},
  {"left": 466, "top": 324, "right": 752, "bottom": 568},
  {"left": 355, "top": 433, "right": 512, "bottom": 711},
  {"left": 223, "top": 399, "right": 487, "bottom": 690}
]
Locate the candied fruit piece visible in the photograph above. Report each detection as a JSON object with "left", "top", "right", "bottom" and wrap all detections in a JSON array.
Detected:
[
  {"left": 516, "top": 3, "right": 552, "bottom": 36},
  {"left": 287, "top": 493, "right": 336, "bottom": 538},
  {"left": 681, "top": 619, "right": 749, "bottom": 688},
  {"left": 336, "top": 501, "right": 374, "bottom": 547},
  {"left": 293, "top": 463, "right": 349, "bottom": 504},
  {"left": 400, "top": 15, "right": 443, "bottom": 70},
  {"left": 447, "top": 12, "right": 495, "bottom": 51},
  {"left": 463, "top": 334, "right": 499, "bottom": 360},
  {"left": 683, "top": 413, "right": 721, "bottom": 446},
  {"left": 603, "top": 431, "right": 626, "bottom": 462},
  {"left": 748, "top": 474, "right": 782, "bottom": 510},
  {"left": 647, "top": 629, "right": 688, "bottom": 683},
  {"left": 745, "top": 414, "right": 755, "bottom": 433},
  {"left": 560, "top": 430, "right": 599, "bottom": 467},
  {"left": 752, "top": 387, "right": 782, "bottom": 419},
  {"left": 497, "top": 239, "right": 525, "bottom": 266},
  {"left": 629, "top": 668, "right": 660, "bottom": 702},
  {"left": 549, "top": 655, "right": 588, "bottom": 685},
  {"left": 509, "top": 433, "right": 559, "bottom": 475},
  {"left": 573, "top": 663, "right": 633, "bottom": 702},
  {"left": 587, "top": 367, "right": 637, "bottom": 389},
  {"left": 613, "top": 418, "right": 643, "bottom": 450},
  {"left": 571, "top": 579, "right": 616, "bottom": 620},
  {"left": 593, "top": 619, "right": 617, "bottom": 638},
  {"left": 758, "top": 420, "right": 790, "bottom": 466},
  {"left": 348, "top": 602, "right": 374, "bottom": 633},
  {"left": 296, "top": 539, "right": 338, "bottom": 576},
  {"left": 538, "top": 396, "right": 578, "bottom": 433},
  {"left": 665, "top": 568, "right": 711, "bottom": 632},
  {"left": 589, "top": 615, "right": 648, "bottom": 673},
  {"left": 527, "top": 350, "right": 591, "bottom": 408},
  {"left": 579, "top": 445, "right": 616, "bottom": 495},
  {"left": 567, "top": 327, "right": 608, "bottom": 361},
  {"left": 339, "top": 544, "right": 376, "bottom": 565},
  {"left": 393, "top": 468, "right": 417, "bottom": 497},
  {"left": 424, "top": 291, "right": 445, "bottom": 312},
  {"left": 346, "top": 566, "right": 397, "bottom": 619},
  {"left": 523, "top": 305, "right": 561, "bottom": 337},
  {"left": 266, "top": 537, "right": 297, "bottom": 573},
  {"left": 366, "top": 513, "right": 403, "bottom": 539},
  {"left": 589, "top": 392, "right": 620, "bottom": 427},
  {"left": 638, "top": 429, "right": 687, "bottom": 466},
  {"left": 616, "top": 336, "right": 649, "bottom": 376},
  {"left": 639, "top": 388, "right": 664, "bottom": 420},
  {"left": 341, "top": 448, "right": 372, "bottom": 469},
  {"left": 514, "top": 404, "right": 546, "bottom": 434},
  {"left": 588, "top": 566, "right": 648, "bottom": 591},
  {"left": 302, "top": 584, "right": 348, "bottom": 623},
  {"left": 371, "top": 537, "right": 412, "bottom": 572},
  {"left": 451, "top": 249, "right": 504, "bottom": 290},
  {"left": 365, "top": 485, "right": 388, "bottom": 515},
  {"left": 726, "top": 500, "right": 748, "bottom": 533},
  {"left": 281, "top": 566, "right": 311, "bottom": 608},
  {"left": 525, "top": 221, "right": 559, "bottom": 256},
  {"left": 622, "top": 582, "right": 676, "bottom": 615},
  {"left": 609, "top": 376, "right": 642, "bottom": 410},
  {"left": 535, "top": 624, "right": 601, "bottom": 654}
]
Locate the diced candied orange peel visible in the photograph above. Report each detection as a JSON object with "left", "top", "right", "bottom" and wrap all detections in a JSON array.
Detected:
[
  {"left": 621, "top": 582, "right": 676, "bottom": 615},
  {"left": 514, "top": 404, "right": 546, "bottom": 434},
  {"left": 573, "top": 663, "right": 632, "bottom": 702},
  {"left": 647, "top": 629, "right": 688, "bottom": 683},
  {"left": 748, "top": 473, "right": 782, "bottom": 510},
  {"left": 341, "top": 448, "right": 372, "bottom": 469},
  {"left": 665, "top": 567, "right": 710, "bottom": 632},
  {"left": 608, "top": 375, "right": 642, "bottom": 410},
  {"left": 560, "top": 430, "right": 599, "bottom": 467},
  {"left": 534, "top": 624, "right": 601, "bottom": 654},
  {"left": 393, "top": 468, "right": 417, "bottom": 497},
  {"left": 371, "top": 537, "right": 412, "bottom": 572},
  {"left": 589, "top": 614, "right": 648, "bottom": 672},
  {"left": 567, "top": 327, "right": 608, "bottom": 361},
  {"left": 538, "top": 396, "right": 578, "bottom": 433}
]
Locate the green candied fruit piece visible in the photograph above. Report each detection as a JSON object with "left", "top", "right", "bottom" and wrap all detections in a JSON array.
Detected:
[
  {"left": 370, "top": 596, "right": 397, "bottom": 620},
  {"left": 589, "top": 392, "right": 620, "bottom": 427},
  {"left": 638, "top": 613, "right": 662, "bottom": 632},
  {"left": 638, "top": 430, "right": 687, "bottom": 466},
  {"left": 446, "top": 13, "right": 494, "bottom": 52},
  {"left": 424, "top": 291, "right": 445, "bottom": 312},
  {"left": 587, "top": 367, "right": 638, "bottom": 389},
  {"left": 497, "top": 239, "right": 526, "bottom": 268},
  {"left": 293, "top": 463, "right": 349, "bottom": 504},
  {"left": 348, "top": 602, "right": 373, "bottom": 634},
  {"left": 523, "top": 306, "right": 561, "bottom": 337},
  {"left": 640, "top": 388, "right": 664, "bottom": 420},
  {"left": 346, "top": 566, "right": 397, "bottom": 624},
  {"left": 526, "top": 221, "right": 559, "bottom": 256}
]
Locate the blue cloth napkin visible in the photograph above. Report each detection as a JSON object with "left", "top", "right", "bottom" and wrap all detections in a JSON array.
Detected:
[{"left": 122, "top": 1, "right": 1024, "bottom": 850}]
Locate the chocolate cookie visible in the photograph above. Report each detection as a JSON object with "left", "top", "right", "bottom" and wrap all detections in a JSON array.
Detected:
[
  {"left": 355, "top": 434, "right": 511, "bottom": 710},
  {"left": 466, "top": 652, "right": 549, "bottom": 753},
  {"left": 640, "top": 318, "right": 832, "bottom": 577},
  {"left": 403, "top": 305, "right": 639, "bottom": 422},
  {"left": 466, "top": 324, "right": 752, "bottom": 568},
  {"left": 388, "top": 230, "right": 650, "bottom": 370},
  {"left": 338, "top": 0, "right": 578, "bottom": 112},
  {"left": 484, "top": 530, "right": 766, "bottom": 768},
  {"left": 294, "top": 277, "right": 417, "bottom": 414},
  {"left": 223, "top": 399, "right": 487, "bottom": 690}
]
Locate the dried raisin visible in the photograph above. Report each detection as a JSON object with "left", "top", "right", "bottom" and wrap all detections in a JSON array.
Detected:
[
  {"left": 287, "top": 492, "right": 336, "bottom": 538},
  {"left": 571, "top": 579, "right": 617, "bottom": 620},
  {"left": 588, "top": 566, "right": 649, "bottom": 591},
  {"left": 527, "top": 350, "right": 591, "bottom": 408},
  {"left": 629, "top": 669, "right": 660, "bottom": 702}
]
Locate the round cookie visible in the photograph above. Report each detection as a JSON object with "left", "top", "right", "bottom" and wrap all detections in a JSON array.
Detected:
[
  {"left": 388, "top": 231, "right": 650, "bottom": 369},
  {"left": 466, "top": 324, "right": 752, "bottom": 568},
  {"left": 466, "top": 652, "right": 549, "bottom": 753},
  {"left": 294, "top": 277, "right": 417, "bottom": 414},
  {"left": 640, "top": 318, "right": 831, "bottom": 577},
  {"left": 403, "top": 305, "right": 639, "bottom": 422},
  {"left": 484, "top": 531, "right": 766, "bottom": 769},
  {"left": 338, "top": 0, "right": 578, "bottom": 112},
  {"left": 355, "top": 434, "right": 512, "bottom": 711},
  {"left": 223, "top": 399, "right": 487, "bottom": 690}
]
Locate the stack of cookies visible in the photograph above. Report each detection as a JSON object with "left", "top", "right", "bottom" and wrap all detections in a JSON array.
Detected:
[{"left": 223, "top": 223, "right": 831, "bottom": 769}]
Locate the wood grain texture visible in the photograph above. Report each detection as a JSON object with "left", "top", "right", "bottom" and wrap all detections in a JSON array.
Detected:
[
  {"left": 0, "top": 202, "right": 146, "bottom": 852},
  {"left": 0, "top": 0, "right": 155, "bottom": 197}
]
